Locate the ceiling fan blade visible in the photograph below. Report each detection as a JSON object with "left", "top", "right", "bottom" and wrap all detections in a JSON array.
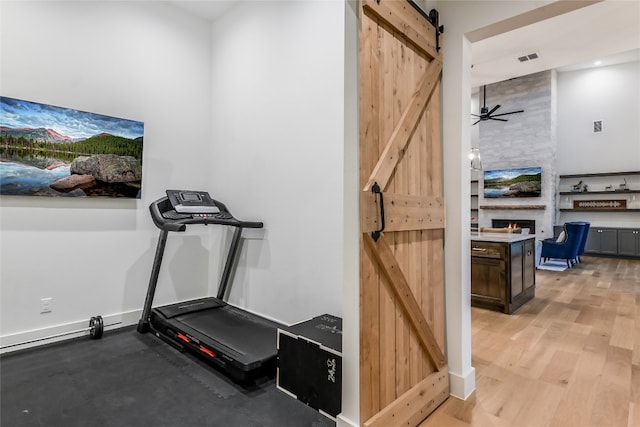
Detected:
[
  {"left": 489, "top": 117, "right": 508, "bottom": 122},
  {"left": 491, "top": 110, "right": 524, "bottom": 117},
  {"left": 471, "top": 113, "right": 482, "bottom": 117},
  {"left": 472, "top": 119, "right": 481, "bottom": 125},
  {"left": 487, "top": 104, "right": 501, "bottom": 115}
]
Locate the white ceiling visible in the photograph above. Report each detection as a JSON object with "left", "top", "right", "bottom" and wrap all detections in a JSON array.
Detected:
[
  {"left": 166, "top": 0, "right": 239, "bottom": 22},
  {"left": 471, "top": 0, "right": 640, "bottom": 87},
  {"left": 166, "top": 0, "right": 640, "bottom": 88}
]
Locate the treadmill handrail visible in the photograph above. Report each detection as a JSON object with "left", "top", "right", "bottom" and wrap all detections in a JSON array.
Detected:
[{"left": 149, "top": 196, "right": 263, "bottom": 232}]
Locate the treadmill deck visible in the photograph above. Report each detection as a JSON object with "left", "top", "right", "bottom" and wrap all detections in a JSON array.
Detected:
[{"left": 150, "top": 297, "right": 284, "bottom": 380}]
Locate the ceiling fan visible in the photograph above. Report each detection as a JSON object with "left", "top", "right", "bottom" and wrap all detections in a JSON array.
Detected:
[{"left": 472, "top": 85, "right": 524, "bottom": 125}]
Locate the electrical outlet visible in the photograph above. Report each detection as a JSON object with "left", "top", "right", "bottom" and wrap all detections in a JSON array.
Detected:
[{"left": 40, "top": 298, "right": 52, "bottom": 313}]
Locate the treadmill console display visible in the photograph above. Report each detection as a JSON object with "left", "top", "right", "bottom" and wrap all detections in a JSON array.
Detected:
[{"left": 166, "top": 190, "right": 220, "bottom": 214}]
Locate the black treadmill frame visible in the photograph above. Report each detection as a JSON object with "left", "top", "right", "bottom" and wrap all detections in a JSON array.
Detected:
[{"left": 137, "top": 193, "right": 281, "bottom": 383}]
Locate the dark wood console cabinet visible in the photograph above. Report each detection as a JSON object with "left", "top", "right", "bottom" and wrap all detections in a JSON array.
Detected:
[{"left": 471, "top": 235, "right": 535, "bottom": 314}]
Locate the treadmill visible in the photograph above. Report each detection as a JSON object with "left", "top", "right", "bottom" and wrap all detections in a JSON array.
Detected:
[{"left": 137, "top": 190, "right": 284, "bottom": 383}]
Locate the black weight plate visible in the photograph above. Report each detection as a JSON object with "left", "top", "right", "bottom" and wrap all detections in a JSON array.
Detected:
[
  {"left": 94, "top": 315, "right": 104, "bottom": 339},
  {"left": 89, "top": 316, "right": 97, "bottom": 338},
  {"left": 89, "top": 316, "right": 104, "bottom": 339}
]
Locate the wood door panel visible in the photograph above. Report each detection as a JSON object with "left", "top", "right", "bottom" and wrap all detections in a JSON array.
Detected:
[
  {"left": 364, "top": 60, "right": 442, "bottom": 192},
  {"left": 364, "top": 368, "right": 449, "bottom": 427},
  {"left": 359, "top": 1, "right": 447, "bottom": 425},
  {"left": 361, "top": 0, "right": 439, "bottom": 60},
  {"left": 364, "top": 233, "right": 446, "bottom": 369},
  {"left": 360, "top": 192, "right": 445, "bottom": 233}
]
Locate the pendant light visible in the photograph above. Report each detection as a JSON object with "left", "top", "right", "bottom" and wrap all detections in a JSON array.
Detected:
[{"left": 469, "top": 147, "right": 482, "bottom": 171}]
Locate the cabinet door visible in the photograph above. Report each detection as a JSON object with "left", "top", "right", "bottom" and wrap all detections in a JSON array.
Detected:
[
  {"left": 523, "top": 239, "right": 535, "bottom": 290},
  {"left": 471, "top": 257, "right": 506, "bottom": 304},
  {"left": 585, "top": 228, "right": 618, "bottom": 254},
  {"left": 600, "top": 229, "right": 618, "bottom": 254},
  {"left": 510, "top": 241, "right": 524, "bottom": 301},
  {"left": 585, "top": 229, "right": 601, "bottom": 253},
  {"left": 618, "top": 229, "right": 640, "bottom": 256}
]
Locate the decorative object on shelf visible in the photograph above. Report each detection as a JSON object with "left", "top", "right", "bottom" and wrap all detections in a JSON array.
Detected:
[
  {"left": 469, "top": 147, "right": 482, "bottom": 171},
  {"left": 605, "top": 185, "right": 614, "bottom": 191},
  {"left": 571, "top": 180, "right": 584, "bottom": 192},
  {"left": 616, "top": 178, "right": 629, "bottom": 191},
  {"left": 573, "top": 200, "right": 627, "bottom": 210}
]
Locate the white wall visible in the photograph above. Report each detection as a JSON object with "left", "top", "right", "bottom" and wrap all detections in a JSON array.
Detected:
[
  {"left": 206, "top": 2, "right": 353, "bottom": 424},
  {"left": 207, "top": 0, "right": 345, "bottom": 325},
  {"left": 340, "top": 1, "right": 361, "bottom": 425},
  {"left": 557, "top": 61, "right": 640, "bottom": 174},
  {"left": 556, "top": 60, "right": 640, "bottom": 227},
  {"left": 0, "top": 1, "right": 215, "bottom": 346},
  {"left": 2, "top": 0, "right": 354, "bottom": 420},
  {"left": 434, "top": 0, "right": 554, "bottom": 399},
  {"left": 1, "top": 0, "right": 347, "bottom": 345}
]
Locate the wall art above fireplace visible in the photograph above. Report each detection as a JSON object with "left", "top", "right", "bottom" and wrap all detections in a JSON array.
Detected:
[{"left": 483, "top": 166, "right": 542, "bottom": 198}]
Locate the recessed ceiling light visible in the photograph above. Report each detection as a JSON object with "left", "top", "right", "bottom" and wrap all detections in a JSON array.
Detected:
[{"left": 594, "top": 60, "right": 602, "bottom": 66}]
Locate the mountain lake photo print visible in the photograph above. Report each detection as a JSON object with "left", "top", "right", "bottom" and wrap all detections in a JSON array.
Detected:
[
  {"left": 483, "top": 166, "right": 542, "bottom": 198},
  {"left": 0, "top": 96, "right": 144, "bottom": 198}
]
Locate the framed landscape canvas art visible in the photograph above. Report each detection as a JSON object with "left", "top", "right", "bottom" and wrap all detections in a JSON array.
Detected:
[
  {"left": 0, "top": 96, "right": 144, "bottom": 198},
  {"left": 483, "top": 166, "right": 542, "bottom": 198}
]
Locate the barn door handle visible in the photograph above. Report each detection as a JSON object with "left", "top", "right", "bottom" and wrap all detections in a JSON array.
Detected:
[{"left": 371, "top": 182, "right": 385, "bottom": 242}]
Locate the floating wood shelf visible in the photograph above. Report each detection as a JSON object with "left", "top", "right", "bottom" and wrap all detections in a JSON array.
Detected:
[
  {"left": 480, "top": 205, "right": 546, "bottom": 210},
  {"left": 559, "top": 171, "right": 640, "bottom": 179},
  {"left": 559, "top": 190, "right": 640, "bottom": 195},
  {"left": 559, "top": 209, "right": 640, "bottom": 212}
]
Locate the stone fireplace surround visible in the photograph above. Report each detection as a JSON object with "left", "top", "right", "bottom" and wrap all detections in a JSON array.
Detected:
[{"left": 477, "top": 70, "right": 557, "bottom": 241}]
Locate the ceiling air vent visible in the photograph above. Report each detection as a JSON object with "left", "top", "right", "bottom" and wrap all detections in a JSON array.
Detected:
[{"left": 517, "top": 52, "right": 540, "bottom": 63}]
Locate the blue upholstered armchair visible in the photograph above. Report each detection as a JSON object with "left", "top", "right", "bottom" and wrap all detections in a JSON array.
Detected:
[
  {"left": 541, "top": 222, "right": 587, "bottom": 268},
  {"left": 568, "top": 221, "right": 590, "bottom": 263}
]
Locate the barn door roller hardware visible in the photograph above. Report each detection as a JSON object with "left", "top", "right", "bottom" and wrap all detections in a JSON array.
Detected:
[
  {"left": 428, "top": 9, "right": 444, "bottom": 52},
  {"left": 406, "top": 1, "right": 444, "bottom": 52}
]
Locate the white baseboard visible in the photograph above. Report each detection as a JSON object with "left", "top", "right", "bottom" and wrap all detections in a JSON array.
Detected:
[
  {"left": 0, "top": 309, "right": 142, "bottom": 354},
  {"left": 449, "top": 367, "right": 476, "bottom": 400},
  {"left": 336, "top": 413, "right": 358, "bottom": 427}
]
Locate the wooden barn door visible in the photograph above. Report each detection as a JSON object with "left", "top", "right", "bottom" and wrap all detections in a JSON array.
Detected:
[{"left": 359, "top": 1, "right": 448, "bottom": 426}]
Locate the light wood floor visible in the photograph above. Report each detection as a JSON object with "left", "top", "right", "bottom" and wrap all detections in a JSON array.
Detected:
[{"left": 421, "top": 256, "right": 640, "bottom": 427}]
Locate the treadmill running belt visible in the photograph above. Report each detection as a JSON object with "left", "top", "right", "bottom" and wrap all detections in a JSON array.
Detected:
[
  {"left": 156, "top": 297, "right": 225, "bottom": 319},
  {"left": 176, "top": 305, "right": 282, "bottom": 363}
]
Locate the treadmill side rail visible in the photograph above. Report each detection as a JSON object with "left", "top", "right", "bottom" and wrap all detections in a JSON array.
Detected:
[{"left": 137, "top": 229, "right": 169, "bottom": 334}]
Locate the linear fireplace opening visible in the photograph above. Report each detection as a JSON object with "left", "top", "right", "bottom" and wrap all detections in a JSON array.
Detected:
[{"left": 492, "top": 219, "right": 536, "bottom": 234}]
